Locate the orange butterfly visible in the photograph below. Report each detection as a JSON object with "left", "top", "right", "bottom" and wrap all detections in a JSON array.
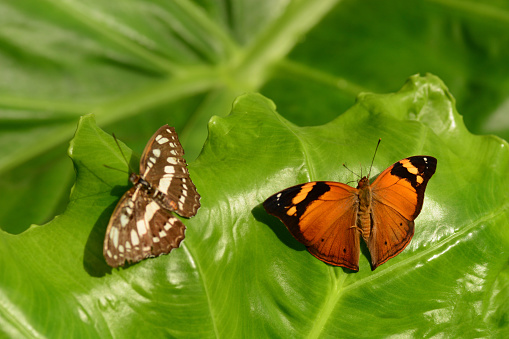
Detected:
[{"left": 263, "top": 145, "right": 436, "bottom": 271}]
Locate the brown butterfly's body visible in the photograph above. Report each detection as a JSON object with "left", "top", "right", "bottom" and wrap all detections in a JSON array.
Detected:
[
  {"left": 130, "top": 173, "right": 173, "bottom": 208},
  {"left": 263, "top": 156, "right": 437, "bottom": 271}
]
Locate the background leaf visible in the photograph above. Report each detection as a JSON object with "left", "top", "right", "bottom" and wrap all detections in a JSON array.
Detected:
[
  {"left": 1, "top": 75, "right": 507, "bottom": 337},
  {"left": 2, "top": 0, "right": 509, "bottom": 234}
]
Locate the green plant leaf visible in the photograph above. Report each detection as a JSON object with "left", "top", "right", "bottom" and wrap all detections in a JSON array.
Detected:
[
  {"left": 3, "top": 1, "right": 509, "bottom": 235},
  {"left": 1, "top": 74, "right": 507, "bottom": 337}
]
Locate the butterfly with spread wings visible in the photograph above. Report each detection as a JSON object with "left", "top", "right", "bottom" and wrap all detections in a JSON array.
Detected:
[
  {"left": 263, "top": 151, "right": 436, "bottom": 271},
  {"left": 104, "top": 125, "right": 200, "bottom": 268}
]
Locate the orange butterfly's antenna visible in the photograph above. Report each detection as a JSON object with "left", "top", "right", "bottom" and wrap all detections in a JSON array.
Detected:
[
  {"left": 367, "top": 138, "right": 382, "bottom": 179},
  {"left": 343, "top": 163, "right": 361, "bottom": 179},
  {"left": 104, "top": 133, "right": 135, "bottom": 174}
]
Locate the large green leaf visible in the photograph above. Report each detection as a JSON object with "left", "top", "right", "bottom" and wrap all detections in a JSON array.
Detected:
[
  {"left": 1, "top": 75, "right": 507, "bottom": 337},
  {"left": 3, "top": 0, "right": 509, "bottom": 235}
]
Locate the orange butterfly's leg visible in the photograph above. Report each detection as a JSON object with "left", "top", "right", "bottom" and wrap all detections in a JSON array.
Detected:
[{"left": 349, "top": 225, "right": 363, "bottom": 233}]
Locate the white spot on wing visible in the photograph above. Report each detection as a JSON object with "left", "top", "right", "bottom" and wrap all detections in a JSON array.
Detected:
[
  {"left": 159, "top": 230, "right": 167, "bottom": 238},
  {"left": 136, "top": 219, "right": 147, "bottom": 236},
  {"left": 153, "top": 149, "right": 161, "bottom": 157},
  {"left": 165, "top": 166, "right": 175, "bottom": 174},
  {"left": 111, "top": 227, "right": 119, "bottom": 248},
  {"left": 158, "top": 177, "right": 172, "bottom": 193},
  {"left": 157, "top": 137, "right": 169, "bottom": 144},
  {"left": 153, "top": 237, "right": 160, "bottom": 243},
  {"left": 167, "top": 157, "right": 178, "bottom": 165},
  {"left": 144, "top": 201, "right": 159, "bottom": 224},
  {"left": 131, "top": 229, "right": 140, "bottom": 246},
  {"left": 120, "top": 213, "right": 129, "bottom": 227}
]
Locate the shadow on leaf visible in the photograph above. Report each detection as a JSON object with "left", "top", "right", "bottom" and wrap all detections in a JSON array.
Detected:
[
  {"left": 251, "top": 203, "right": 303, "bottom": 252},
  {"left": 83, "top": 184, "right": 128, "bottom": 277}
]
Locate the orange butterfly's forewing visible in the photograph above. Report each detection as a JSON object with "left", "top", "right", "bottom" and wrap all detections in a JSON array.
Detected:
[
  {"left": 263, "top": 181, "right": 361, "bottom": 271},
  {"left": 263, "top": 156, "right": 437, "bottom": 271},
  {"left": 371, "top": 157, "right": 434, "bottom": 220}
]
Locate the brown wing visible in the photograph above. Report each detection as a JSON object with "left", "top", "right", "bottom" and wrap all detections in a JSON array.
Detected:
[
  {"left": 368, "top": 156, "right": 437, "bottom": 270},
  {"left": 263, "top": 181, "right": 361, "bottom": 271},
  {"left": 139, "top": 125, "right": 200, "bottom": 218},
  {"left": 104, "top": 185, "right": 186, "bottom": 268}
]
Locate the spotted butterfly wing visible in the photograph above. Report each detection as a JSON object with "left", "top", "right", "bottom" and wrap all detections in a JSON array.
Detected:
[
  {"left": 104, "top": 125, "right": 200, "bottom": 268},
  {"left": 104, "top": 186, "right": 187, "bottom": 266},
  {"left": 139, "top": 126, "right": 200, "bottom": 217},
  {"left": 263, "top": 156, "right": 436, "bottom": 271}
]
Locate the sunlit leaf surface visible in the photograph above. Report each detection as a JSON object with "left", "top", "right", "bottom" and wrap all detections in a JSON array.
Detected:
[{"left": 0, "top": 75, "right": 507, "bottom": 337}]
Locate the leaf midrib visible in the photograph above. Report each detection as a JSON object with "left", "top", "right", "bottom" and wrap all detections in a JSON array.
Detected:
[{"left": 3, "top": 1, "right": 340, "bottom": 179}]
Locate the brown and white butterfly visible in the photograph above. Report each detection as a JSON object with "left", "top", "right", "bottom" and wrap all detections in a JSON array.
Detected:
[
  {"left": 263, "top": 148, "right": 436, "bottom": 271},
  {"left": 104, "top": 125, "right": 200, "bottom": 268}
]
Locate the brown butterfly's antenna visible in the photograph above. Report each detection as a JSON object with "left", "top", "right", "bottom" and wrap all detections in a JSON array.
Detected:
[
  {"left": 367, "top": 138, "right": 381, "bottom": 178},
  {"left": 103, "top": 164, "right": 129, "bottom": 174},
  {"left": 105, "top": 133, "right": 135, "bottom": 174}
]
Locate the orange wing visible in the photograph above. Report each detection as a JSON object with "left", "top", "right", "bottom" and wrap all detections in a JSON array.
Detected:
[
  {"left": 368, "top": 156, "right": 437, "bottom": 270},
  {"left": 263, "top": 181, "right": 361, "bottom": 271}
]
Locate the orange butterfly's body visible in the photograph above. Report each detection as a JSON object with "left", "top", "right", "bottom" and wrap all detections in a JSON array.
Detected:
[
  {"left": 356, "top": 177, "right": 372, "bottom": 240},
  {"left": 263, "top": 156, "right": 437, "bottom": 271}
]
